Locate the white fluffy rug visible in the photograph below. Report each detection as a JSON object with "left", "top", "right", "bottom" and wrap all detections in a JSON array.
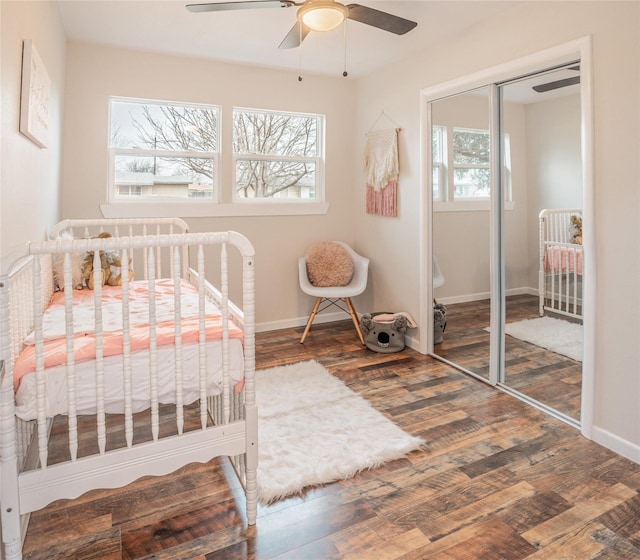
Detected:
[
  {"left": 255, "top": 360, "right": 424, "bottom": 504},
  {"left": 504, "top": 316, "right": 583, "bottom": 362}
]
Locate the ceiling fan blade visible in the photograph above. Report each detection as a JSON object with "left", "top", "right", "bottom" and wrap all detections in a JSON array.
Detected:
[
  {"left": 186, "top": 1, "right": 294, "bottom": 13},
  {"left": 346, "top": 4, "right": 417, "bottom": 35},
  {"left": 279, "top": 21, "right": 310, "bottom": 49},
  {"left": 532, "top": 76, "right": 580, "bottom": 93}
]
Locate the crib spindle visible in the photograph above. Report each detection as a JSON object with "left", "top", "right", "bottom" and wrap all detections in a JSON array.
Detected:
[
  {"left": 142, "top": 225, "right": 149, "bottom": 280},
  {"left": 221, "top": 243, "right": 231, "bottom": 425},
  {"left": 63, "top": 254, "right": 79, "bottom": 462},
  {"left": 197, "top": 244, "right": 207, "bottom": 430},
  {"left": 33, "top": 255, "right": 49, "bottom": 469},
  {"left": 121, "top": 249, "right": 134, "bottom": 448},
  {"left": 572, "top": 250, "right": 579, "bottom": 316},
  {"left": 93, "top": 249, "right": 107, "bottom": 455},
  {"left": 172, "top": 244, "right": 185, "bottom": 436},
  {"left": 148, "top": 247, "right": 159, "bottom": 442},
  {"left": 155, "top": 225, "right": 162, "bottom": 278}
]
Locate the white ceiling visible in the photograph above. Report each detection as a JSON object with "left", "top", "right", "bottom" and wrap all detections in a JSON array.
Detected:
[{"left": 56, "top": 0, "right": 521, "bottom": 79}]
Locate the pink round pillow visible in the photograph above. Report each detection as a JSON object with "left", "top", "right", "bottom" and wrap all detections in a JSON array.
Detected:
[{"left": 306, "top": 242, "right": 354, "bottom": 287}]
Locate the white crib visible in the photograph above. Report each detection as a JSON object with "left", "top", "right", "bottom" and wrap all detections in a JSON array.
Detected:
[
  {"left": 0, "top": 218, "right": 257, "bottom": 559},
  {"left": 538, "top": 208, "right": 583, "bottom": 321}
]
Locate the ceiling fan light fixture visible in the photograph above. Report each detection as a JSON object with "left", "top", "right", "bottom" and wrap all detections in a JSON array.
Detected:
[{"left": 298, "top": 1, "right": 348, "bottom": 32}]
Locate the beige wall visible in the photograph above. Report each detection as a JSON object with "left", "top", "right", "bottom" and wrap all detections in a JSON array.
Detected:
[
  {"left": 0, "top": 0, "right": 66, "bottom": 266},
  {"left": 61, "top": 43, "right": 359, "bottom": 329},
  {"left": 525, "top": 94, "right": 582, "bottom": 284},
  {"left": 354, "top": 1, "right": 639, "bottom": 454}
]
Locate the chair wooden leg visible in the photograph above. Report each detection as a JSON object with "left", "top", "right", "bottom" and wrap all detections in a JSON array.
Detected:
[
  {"left": 345, "top": 297, "right": 365, "bottom": 345},
  {"left": 300, "top": 297, "right": 322, "bottom": 343}
]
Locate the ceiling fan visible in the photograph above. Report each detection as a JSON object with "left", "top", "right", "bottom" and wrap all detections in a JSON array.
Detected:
[
  {"left": 532, "top": 65, "right": 580, "bottom": 93},
  {"left": 185, "top": 0, "right": 418, "bottom": 49}
]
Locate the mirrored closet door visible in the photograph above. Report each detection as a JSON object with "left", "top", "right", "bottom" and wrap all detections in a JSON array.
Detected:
[
  {"left": 431, "top": 87, "right": 491, "bottom": 382},
  {"left": 500, "top": 65, "right": 583, "bottom": 422},
  {"left": 424, "top": 44, "right": 591, "bottom": 428}
]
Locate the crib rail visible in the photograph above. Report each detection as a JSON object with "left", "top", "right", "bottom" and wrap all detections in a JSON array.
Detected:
[
  {"left": 49, "top": 217, "right": 190, "bottom": 282},
  {"left": 0, "top": 228, "right": 257, "bottom": 556},
  {"left": 50, "top": 217, "right": 189, "bottom": 238}
]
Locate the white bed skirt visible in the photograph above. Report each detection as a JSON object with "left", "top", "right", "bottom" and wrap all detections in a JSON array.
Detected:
[{"left": 14, "top": 339, "right": 244, "bottom": 420}]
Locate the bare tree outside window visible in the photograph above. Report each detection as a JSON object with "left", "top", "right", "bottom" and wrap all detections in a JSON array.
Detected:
[
  {"left": 130, "top": 105, "right": 218, "bottom": 180},
  {"left": 110, "top": 99, "right": 219, "bottom": 200},
  {"left": 233, "top": 109, "right": 321, "bottom": 200},
  {"left": 453, "top": 128, "right": 490, "bottom": 198}
]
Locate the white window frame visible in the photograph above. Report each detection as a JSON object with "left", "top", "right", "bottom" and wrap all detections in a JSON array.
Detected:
[
  {"left": 101, "top": 99, "right": 329, "bottom": 218},
  {"left": 433, "top": 124, "right": 513, "bottom": 212},
  {"left": 106, "top": 96, "right": 221, "bottom": 204},
  {"left": 432, "top": 125, "right": 447, "bottom": 202},
  {"left": 231, "top": 107, "right": 325, "bottom": 205}
]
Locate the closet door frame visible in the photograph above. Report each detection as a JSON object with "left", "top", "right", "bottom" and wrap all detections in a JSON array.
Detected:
[{"left": 419, "top": 36, "right": 595, "bottom": 438}]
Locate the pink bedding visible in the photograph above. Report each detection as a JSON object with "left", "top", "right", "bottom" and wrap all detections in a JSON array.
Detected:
[
  {"left": 13, "top": 279, "right": 243, "bottom": 388},
  {"left": 544, "top": 245, "right": 583, "bottom": 275}
]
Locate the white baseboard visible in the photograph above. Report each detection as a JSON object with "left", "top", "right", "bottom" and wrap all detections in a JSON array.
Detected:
[
  {"left": 590, "top": 426, "right": 640, "bottom": 465},
  {"left": 256, "top": 311, "right": 346, "bottom": 333},
  {"left": 436, "top": 286, "right": 537, "bottom": 306}
]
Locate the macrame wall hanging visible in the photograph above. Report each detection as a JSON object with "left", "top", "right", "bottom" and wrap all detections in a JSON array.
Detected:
[{"left": 364, "top": 112, "right": 401, "bottom": 217}]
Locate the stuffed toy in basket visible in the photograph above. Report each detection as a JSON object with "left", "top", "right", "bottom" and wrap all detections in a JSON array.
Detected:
[{"left": 360, "top": 312, "right": 415, "bottom": 353}]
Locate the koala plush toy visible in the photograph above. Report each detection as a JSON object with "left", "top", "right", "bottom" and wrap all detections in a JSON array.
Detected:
[{"left": 360, "top": 312, "right": 409, "bottom": 353}]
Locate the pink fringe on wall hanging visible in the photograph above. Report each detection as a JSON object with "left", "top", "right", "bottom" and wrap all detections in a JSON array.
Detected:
[
  {"left": 366, "top": 180, "right": 397, "bottom": 217},
  {"left": 364, "top": 127, "right": 400, "bottom": 217}
]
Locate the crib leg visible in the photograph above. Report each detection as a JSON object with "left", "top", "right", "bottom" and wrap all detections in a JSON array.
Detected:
[{"left": 1, "top": 370, "right": 24, "bottom": 559}]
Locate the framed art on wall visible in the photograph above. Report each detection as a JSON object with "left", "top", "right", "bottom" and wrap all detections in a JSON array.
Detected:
[{"left": 20, "top": 40, "right": 50, "bottom": 148}]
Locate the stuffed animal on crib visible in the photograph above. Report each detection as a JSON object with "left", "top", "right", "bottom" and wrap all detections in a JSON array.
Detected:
[
  {"left": 82, "top": 251, "right": 134, "bottom": 289},
  {"left": 81, "top": 232, "right": 134, "bottom": 289},
  {"left": 569, "top": 215, "right": 583, "bottom": 245}
]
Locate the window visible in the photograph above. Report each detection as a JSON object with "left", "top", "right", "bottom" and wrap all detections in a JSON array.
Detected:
[
  {"left": 232, "top": 108, "right": 324, "bottom": 202},
  {"left": 117, "top": 184, "right": 142, "bottom": 197},
  {"left": 109, "top": 98, "right": 220, "bottom": 202},
  {"left": 432, "top": 125, "right": 446, "bottom": 201},
  {"left": 453, "top": 128, "right": 490, "bottom": 199},
  {"left": 432, "top": 125, "right": 512, "bottom": 207}
]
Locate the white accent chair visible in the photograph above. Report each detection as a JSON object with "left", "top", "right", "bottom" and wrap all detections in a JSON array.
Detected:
[
  {"left": 433, "top": 255, "right": 445, "bottom": 290},
  {"left": 298, "top": 242, "right": 369, "bottom": 344}
]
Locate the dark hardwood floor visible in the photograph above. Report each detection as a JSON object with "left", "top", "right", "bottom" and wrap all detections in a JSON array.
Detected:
[
  {"left": 434, "top": 294, "right": 582, "bottom": 420},
  {"left": 22, "top": 320, "right": 640, "bottom": 559}
]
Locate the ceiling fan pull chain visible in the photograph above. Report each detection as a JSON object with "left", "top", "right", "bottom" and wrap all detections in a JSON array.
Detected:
[
  {"left": 298, "top": 22, "right": 303, "bottom": 81},
  {"left": 342, "top": 20, "right": 348, "bottom": 77}
]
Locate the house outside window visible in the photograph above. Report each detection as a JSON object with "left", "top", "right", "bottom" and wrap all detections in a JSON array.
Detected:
[
  {"left": 109, "top": 98, "right": 220, "bottom": 202},
  {"left": 232, "top": 108, "right": 324, "bottom": 202}
]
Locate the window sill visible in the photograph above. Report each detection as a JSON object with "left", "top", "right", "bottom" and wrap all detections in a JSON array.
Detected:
[
  {"left": 100, "top": 202, "right": 330, "bottom": 219},
  {"left": 434, "top": 200, "right": 516, "bottom": 212}
]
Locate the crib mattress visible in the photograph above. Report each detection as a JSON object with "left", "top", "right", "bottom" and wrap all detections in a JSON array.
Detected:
[{"left": 13, "top": 278, "right": 245, "bottom": 421}]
